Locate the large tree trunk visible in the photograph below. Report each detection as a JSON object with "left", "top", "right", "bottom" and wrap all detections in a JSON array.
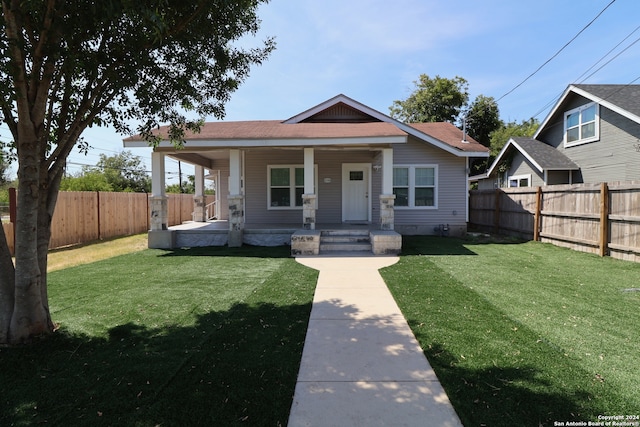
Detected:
[{"left": 8, "top": 140, "right": 54, "bottom": 343}]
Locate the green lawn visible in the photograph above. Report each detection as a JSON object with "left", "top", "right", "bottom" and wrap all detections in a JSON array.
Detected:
[
  {"left": 0, "top": 245, "right": 318, "bottom": 427},
  {"left": 381, "top": 236, "right": 640, "bottom": 427},
  {"left": 2, "top": 237, "right": 638, "bottom": 427}
]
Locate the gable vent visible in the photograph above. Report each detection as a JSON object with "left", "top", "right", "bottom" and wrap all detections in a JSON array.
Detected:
[{"left": 301, "top": 102, "right": 381, "bottom": 123}]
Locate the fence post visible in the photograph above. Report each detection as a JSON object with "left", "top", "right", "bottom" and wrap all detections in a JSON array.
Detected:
[
  {"left": 493, "top": 189, "right": 501, "bottom": 234},
  {"left": 533, "top": 187, "right": 542, "bottom": 241},
  {"left": 96, "top": 191, "right": 101, "bottom": 240},
  {"left": 599, "top": 182, "right": 609, "bottom": 257}
]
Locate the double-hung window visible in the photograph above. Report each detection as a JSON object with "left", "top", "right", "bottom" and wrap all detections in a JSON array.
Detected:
[
  {"left": 393, "top": 165, "right": 437, "bottom": 208},
  {"left": 268, "top": 165, "right": 316, "bottom": 209},
  {"left": 564, "top": 103, "right": 599, "bottom": 146},
  {"left": 507, "top": 174, "right": 531, "bottom": 188}
]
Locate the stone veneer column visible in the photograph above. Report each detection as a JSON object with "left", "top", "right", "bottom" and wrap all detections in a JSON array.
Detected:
[
  {"left": 228, "top": 195, "right": 244, "bottom": 247},
  {"left": 193, "top": 196, "right": 206, "bottom": 222},
  {"left": 379, "top": 194, "right": 395, "bottom": 231},
  {"left": 302, "top": 194, "right": 317, "bottom": 230},
  {"left": 149, "top": 196, "right": 168, "bottom": 231}
]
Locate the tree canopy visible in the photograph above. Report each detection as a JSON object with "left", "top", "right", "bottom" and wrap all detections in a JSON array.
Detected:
[
  {"left": 389, "top": 74, "right": 502, "bottom": 150},
  {"left": 60, "top": 151, "right": 151, "bottom": 192},
  {"left": 0, "top": 0, "right": 274, "bottom": 344},
  {"left": 390, "top": 75, "right": 469, "bottom": 123},
  {"left": 489, "top": 118, "right": 540, "bottom": 157},
  {"left": 465, "top": 95, "right": 502, "bottom": 148},
  {"left": 469, "top": 117, "right": 540, "bottom": 176}
]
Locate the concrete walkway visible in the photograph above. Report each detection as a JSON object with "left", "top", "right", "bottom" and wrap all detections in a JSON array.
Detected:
[{"left": 288, "top": 255, "right": 463, "bottom": 427}]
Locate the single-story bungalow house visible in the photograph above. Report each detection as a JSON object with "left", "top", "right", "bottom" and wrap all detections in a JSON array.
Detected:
[
  {"left": 472, "top": 84, "right": 640, "bottom": 189},
  {"left": 124, "top": 94, "right": 489, "bottom": 255}
]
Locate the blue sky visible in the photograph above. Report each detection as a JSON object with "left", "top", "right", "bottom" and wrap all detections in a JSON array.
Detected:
[{"left": 30, "top": 0, "right": 640, "bottom": 179}]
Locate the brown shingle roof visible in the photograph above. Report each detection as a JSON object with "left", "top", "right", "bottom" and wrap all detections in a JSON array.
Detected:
[
  {"left": 125, "top": 120, "right": 408, "bottom": 141},
  {"left": 124, "top": 118, "right": 490, "bottom": 154},
  {"left": 406, "top": 122, "right": 489, "bottom": 152}
]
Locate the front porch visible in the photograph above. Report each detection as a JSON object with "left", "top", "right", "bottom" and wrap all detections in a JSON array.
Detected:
[{"left": 150, "top": 220, "right": 401, "bottom": 256}]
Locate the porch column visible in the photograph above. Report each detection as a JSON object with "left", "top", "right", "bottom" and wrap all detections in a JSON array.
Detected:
[
  {"left": 149, "top": 151, "right": 168, "bottom": 231},
  {"left": 193, "top": 165, "right": 206, "bottom": 222},
  {"left": 228, "top": 149, "right": 244, "bottom": 247},
  {"left": 302, "top": 147, "right": 316, "bottom": 230},
  {"left": 379, "top": 148, "right": 395, "bottom": 230}
]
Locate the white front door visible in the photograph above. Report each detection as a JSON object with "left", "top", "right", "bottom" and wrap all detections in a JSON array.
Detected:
[{"left": 342, "top": 163, "right": 370, "bottom": 222}]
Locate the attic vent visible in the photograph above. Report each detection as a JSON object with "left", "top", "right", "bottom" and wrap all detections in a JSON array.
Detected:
[{"left": 302, "top": 102, "right": 380, "bottom": 123}]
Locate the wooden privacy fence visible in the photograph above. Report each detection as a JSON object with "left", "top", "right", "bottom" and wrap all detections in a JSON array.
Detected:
[
  {"left": 469, "top": 182, "right": 640, "bottom": 262},
  {"left": 2, "top": 191, "right": 213, "bottom": 255}
]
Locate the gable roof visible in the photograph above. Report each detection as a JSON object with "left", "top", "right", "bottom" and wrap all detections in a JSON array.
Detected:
[
  {"left": 124, "top": 94, "right": 489, "bottom": 157},
  {"left": 283, "top": 94, "right": 488, "bottom": 157},
  {"left": 486, "top": 137, "right": 579, "bottom": 177},
  {"left": 535, "top": 84, "right": 640, "bottom": 139}
]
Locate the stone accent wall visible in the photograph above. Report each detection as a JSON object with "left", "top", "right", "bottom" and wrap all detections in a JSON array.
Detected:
[
  {"left": 370, "top": 230, "right": 402, "bottom": 255},
  {"left": 291, "top": 230, "right": 321, "bottom": 255}
]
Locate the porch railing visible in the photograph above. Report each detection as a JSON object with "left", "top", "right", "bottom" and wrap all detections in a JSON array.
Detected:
[
  {"left": 206, "top": 200, "right": 219, "bottom": 220},
  {"left": 192, "top": 200, "right": 219, "bottom": 222}
]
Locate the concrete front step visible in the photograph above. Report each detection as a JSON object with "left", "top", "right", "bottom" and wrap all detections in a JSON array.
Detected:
[
  {"left": 321, "top": 229, "right": 369, "bottom": 237},
  {"left": 320, "top": 230, "right": 372, "bottom": 254},
  {"left": 321, "top": 235, "right": 371, "bottom": 243},
  {"left": 291, "top": 229, "right": 401, "bottom": 256},
  {"left": 320, "top": 242, "right": 373, "bottom": 252}
]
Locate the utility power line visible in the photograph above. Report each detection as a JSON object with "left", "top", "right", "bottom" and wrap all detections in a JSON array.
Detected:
[{"left": 496, "top": 0, "right": 617, "bottom": 103}]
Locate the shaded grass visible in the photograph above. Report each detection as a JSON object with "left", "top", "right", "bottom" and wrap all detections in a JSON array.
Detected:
[
  {"left": 0, "top": 245, "right": 318, "bottom": 426},
  {"left": 381, "top": 236, "right": 640, "bottom": 427}
]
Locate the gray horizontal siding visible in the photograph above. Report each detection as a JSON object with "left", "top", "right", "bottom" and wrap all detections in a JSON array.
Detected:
[
  {"left": 393, "top": 137, "right": 468, "bottom": 229},
  {"left": 539, "top": 93, "right": 640, "bottom": 184},
  {"left": 234, "top": 138, "right": 470, "bottom": 231},
  {"left": 243, "top": 148, "right": 377, "bottom": 224},
  {"left": 508, "top": 152, "right": 544, "bottom": 186}
]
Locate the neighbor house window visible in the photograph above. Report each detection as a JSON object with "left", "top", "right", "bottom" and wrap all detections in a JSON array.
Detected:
[
  {"left": 507, "top": 174, "right": 531, "bottom": 188},
  {"left": 564, "top": 103, "right": 599, "bottom": 146},
  {"left": 393, "top": 165, "right": 437, "bottom": 208},
  {"left": 268, "top": 165, "right": 316, "bottom": 209}
]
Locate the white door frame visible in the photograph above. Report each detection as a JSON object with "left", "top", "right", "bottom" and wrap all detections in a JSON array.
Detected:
[{"left": 341, "top": 163, "right": 371, "bottom": 222}]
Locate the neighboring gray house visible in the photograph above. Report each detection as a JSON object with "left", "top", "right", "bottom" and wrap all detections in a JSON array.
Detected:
[
  {"left": 473, "top": 84, "right": 640, "bottom": 189},
  {"left": 124, "top": 94, "right": 489, "bottom": 252}
]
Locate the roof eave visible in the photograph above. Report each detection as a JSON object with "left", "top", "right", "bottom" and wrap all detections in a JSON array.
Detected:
[
  {"left": 123, "top": 135, "right": 408, "bottom": 149},
  {"left": 535, "top": 84, "right": 640, "bottom": 139}
]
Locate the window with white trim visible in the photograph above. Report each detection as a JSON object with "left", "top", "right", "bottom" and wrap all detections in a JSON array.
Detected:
[
  {"left": 268, "top": 165, "right": 317, "bottom": 209},
  {"left": 564, "top": 103, "right": 599, "bottom": 146},
  {"left": 507, "top": 174, "right": 530, "bottom": 188},
  {"left": 393, "top": 165, "right": 437, "bottom": 208}
]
